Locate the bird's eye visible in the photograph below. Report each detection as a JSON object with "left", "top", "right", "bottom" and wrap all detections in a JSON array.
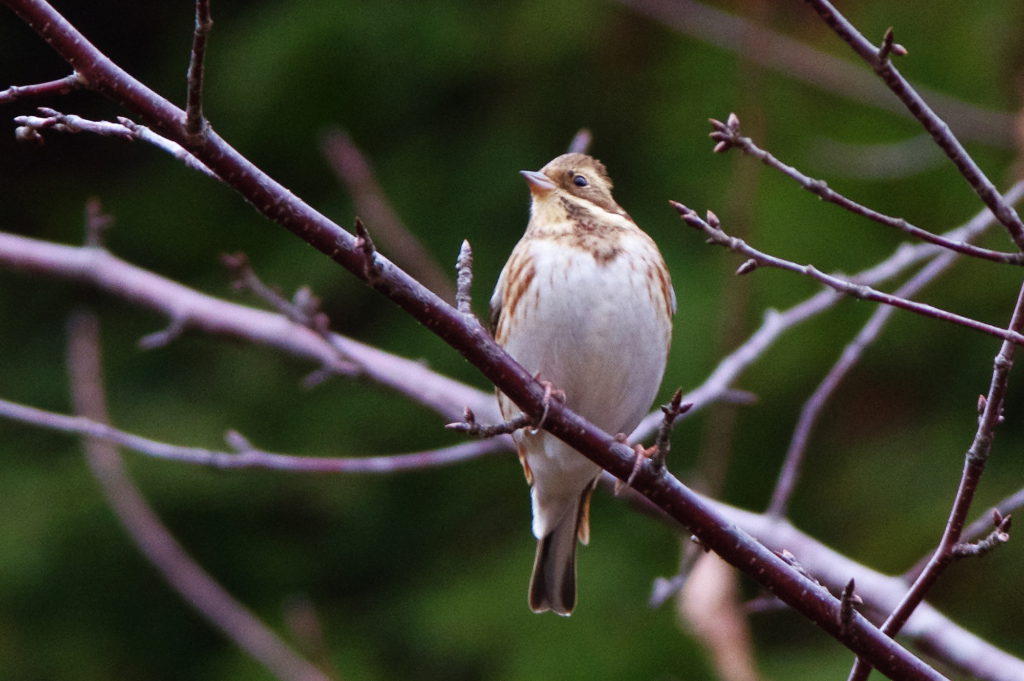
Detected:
[{"left": 572, "top": 174, "right": 588, "bottom": 187}]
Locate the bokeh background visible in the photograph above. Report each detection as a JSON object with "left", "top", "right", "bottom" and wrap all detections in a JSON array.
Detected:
[{"left": 2, "top": 1, "right": 1023, "bottom": 679}]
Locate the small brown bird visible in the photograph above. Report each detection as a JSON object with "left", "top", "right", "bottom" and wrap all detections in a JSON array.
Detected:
[{"left": 491, "top": 153, "right": 675, "bottom": 615}]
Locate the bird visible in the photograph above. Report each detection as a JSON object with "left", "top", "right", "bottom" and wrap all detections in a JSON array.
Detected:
[{"left": 490, "top": 152, "right": 675, "bottom": 615}]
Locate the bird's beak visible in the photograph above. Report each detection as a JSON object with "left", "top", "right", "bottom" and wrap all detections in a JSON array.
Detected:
[{"left": 520, "top": 169, "right": 557, "bottom": 196}]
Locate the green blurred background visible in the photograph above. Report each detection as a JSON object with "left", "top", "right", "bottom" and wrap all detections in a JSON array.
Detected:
[{"left": 2, "top": 1, "right": 1023, "bottom": 679}]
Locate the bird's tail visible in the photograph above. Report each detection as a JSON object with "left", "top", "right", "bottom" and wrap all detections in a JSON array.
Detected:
[{"left": 528, "top": 484, "right": 594, "bottom": 616}]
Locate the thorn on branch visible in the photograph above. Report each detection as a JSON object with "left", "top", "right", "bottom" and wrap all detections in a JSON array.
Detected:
[
  {"left": 354, "top": 217, "right": 382, "bottom": 281},
  {"left": 953, "top": 510, "right": 1012, "bottom": 559},
  {"left": 445, "top": 407, "right": 531, "bottom": 438},
  {"left": 838, "top": 578, "right": 862, "bottom": 635},
  {"left": 650, "top": 388, "right": 692, "bottom": 471},
  {"left": 455, "top": 239, "right": 475, "bottom": 317}
]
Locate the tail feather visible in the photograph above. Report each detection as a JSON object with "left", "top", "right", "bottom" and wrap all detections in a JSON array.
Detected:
[
  {"left": 528, "top": 481, "right": 596, "bottom": 615},
  {"left": 529, "top": 511, "right": 579, "bottom": 615}
]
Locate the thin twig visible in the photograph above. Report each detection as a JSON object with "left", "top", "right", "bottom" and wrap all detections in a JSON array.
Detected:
[
  {"left": 445, "top": 407, "right": 532, "bottom": 438},
  {"left": 0, "top": 72, "right": 83, "bottom": 104},
  {"left": 951, "top": 510, "right": 1011, "bottom": 560},
  {"left": 0, "top": 395, "right": 508, "bottom": 472},
  {"left": 66, "top": 310, "right": 332, "bottom": 681},
  {"left": 802, "top": 0, "right": 1024, "bottom": 250},
  {"left": 847, "top": 279, "right": 1024, "bottom": 681},
  {"left": 185, "top": 0, "right": 212, "bottom": 137},
  {"left": 767, "top": 249, "right": 960, "bottom": 518},
  {"left": 709, "top": 114, "right": 1024, "bottom": 265},
  {"left": 673, "top": 202, "right": 1024, "bottom": 347},
  {"left": 650, "top": 388, "right": 690, "bottom": 470},
  {"left": 13, "top": 108, "right": 220, "bottom": 179}
]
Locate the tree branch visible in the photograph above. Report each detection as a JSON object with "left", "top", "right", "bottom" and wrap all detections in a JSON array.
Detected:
[
  {"left": 66, "top": 310, "right": 332, "bottom": 681},
  {"left": 847, "top": 279, "right": 1024, "bottom": 681},
  {"left": 802, "top": 0, "right": 1024, "bottom": 250},
  {"left": 709, "top": 114, "right": 1024, "bottom": 265},
  {"left": 0, "top": 72, "right": 83, "bottom": 104},
  {"left": 673, "top": 203, "right": 1024, "bottom": 347},
  {"left": 767, "top": 249, "right": 960, "bottom": 517}
]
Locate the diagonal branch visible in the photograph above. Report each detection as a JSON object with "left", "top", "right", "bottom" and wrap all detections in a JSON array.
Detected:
[
  {"left": 767, "top": 249, "right": 961, "bottom": 518},
  {"left": 0, "top": 2, "right": 1004, "bottom": 675},
  {"left": 674, "top": 202, "right": 1024, "bottom": 347},
  {"left": 802, "top": 0, "right": 1024, "bottom": 250},
  {"left": 709, "top": 114, "right": 1024, "bottom": 265},
  {"left": 847, "top": 279, "right": 1024, "bottom": 681},
  {"left": 66, "top": 310, "right": 332, "bottom": 681}
]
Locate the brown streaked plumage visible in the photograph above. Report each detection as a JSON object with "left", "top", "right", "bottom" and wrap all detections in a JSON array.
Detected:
[{"left": 491, "top": 153, "right": 675, "bottom": 615}]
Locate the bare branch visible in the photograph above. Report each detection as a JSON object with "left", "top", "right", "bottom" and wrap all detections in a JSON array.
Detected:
[
  {"left": 673, "top": 202, "right": 1024, "bottom": 347},
  {"left": 445, "top": 407, "right": 532, "bottom": 438},
  {"left": 952, "top": 510, "right": 1011, "bottom": 560},
  {"left": 66, "top": 310, "right": 332, "bottom": 681},
  {"left": 0, "top": 72, "right": 83, "bottom": 104},
  {"left": 802, "top": 0, "right": 1024, "bottom": 250},
  {"left": 649, "top": 388, "right": 690, "bottom": 470},
  {"left": 767, "top": 249, "right": 960, "bottom": 518},
  {"left": 184, "top": 0, "right": 212, "bottom": 137},
  {"left": 2, "top": 3, "right": 1017, "bottom": 673},
  {"left": 848, "top": 280, "right": 1024, "bottom": 681},
  {"left": 13, "top": 107, "right": 220, "bottom": 179},
  {"left": 709, "top": 114, "right": 1024, "bottom": 265},
  {"left": 0, "top": 394, "right": 508, "bottom": 472},
  {"left": 0, "top": 230, "right": 494, "bottom": 421}
]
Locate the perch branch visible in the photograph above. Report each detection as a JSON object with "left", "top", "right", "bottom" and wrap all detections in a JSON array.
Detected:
[{"left": 0, "top": 2, "right": 1015, "bottom": 673}]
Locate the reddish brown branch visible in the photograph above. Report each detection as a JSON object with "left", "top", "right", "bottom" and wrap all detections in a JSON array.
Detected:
[
  {"left": 802, "top": 0, "right": 1024, "bottom": 250},
  {"left": 184, "top": 0, "right": 212, "bottom": 137},
  {"left": 0, "top": 72, "right": 83, "bottom": 103},
  {"left": 847, "top": 278, "right": 1024, "bottom": 681},
  {"left": 709, "top": 114, "right": 1024, "bottom": 265}
]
